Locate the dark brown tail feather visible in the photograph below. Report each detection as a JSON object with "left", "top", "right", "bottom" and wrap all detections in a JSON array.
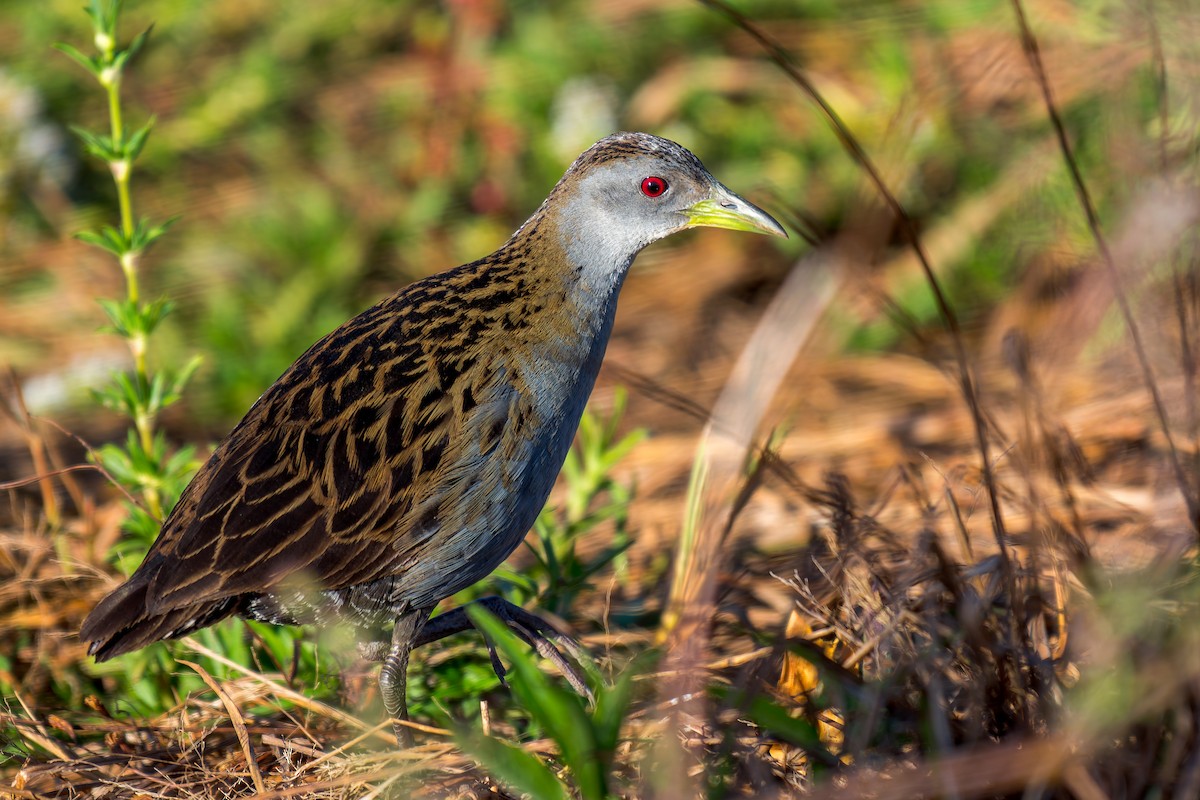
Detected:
[{"left": 81, "top": 576, "right": 240, "bottom": 662}]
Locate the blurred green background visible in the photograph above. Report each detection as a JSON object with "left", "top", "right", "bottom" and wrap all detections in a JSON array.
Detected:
[{"left": 3, "top": 0, "right": 1172, "bottom": 437}]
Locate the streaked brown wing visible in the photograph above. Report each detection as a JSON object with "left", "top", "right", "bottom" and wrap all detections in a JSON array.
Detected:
[{"left": 139, "top": 289, "right": 498, "bottom": 615}]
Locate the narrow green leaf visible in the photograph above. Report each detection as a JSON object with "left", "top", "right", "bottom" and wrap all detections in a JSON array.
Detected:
[
  {"left": 69, "top": 125, "right": 118, "bottom": 160},
  {"left": 124, "top": 115, "right": 155, "bottom": 160},
  {"left": 121, "top": 24, "right": 154, "bottom": 64},
  {"left": 117, "top": 371, "right": 144, "bottom": 411},
  {"left": 102, "top": 224, "right": 128, "bottom": 252},
  {"left": 162, "top": 445, "right": 200, "bottom": 500},
  {"left": 90, "top": 378, "right": 135, "bottom": 418},
  {"left": 540, "top": 525, "right": 563, "bottom": 579},
  {"left": 745, "top": 693, "right": 825, "bottom": 752},
  {"left": 92, "top": 442, "right": 134, "bottom": 484},
  {"left": 52, "top": 42, "right": 100, "bottom": 76},
  {"left": 482, "top": 566, "right": 539, "bottom": 597},
  {"left": 456, "top": 729, "right": 570, "bottom": 800},
  {"left": 599, "top": 428, "right": 647, "bottom": 471},
  {"left": 137, "top": 297, "right": 174, "bottom": 336},
  {"left": 76, "top": 226, "right": 128, "bottom": 256},
  {"left": 96, "top": 0, "right": 121, "bottom": 36},
  {"left": 96, "top": 297, "right": 135, "bottom": 336},
  {"left": 467, "top": 607, "right": 606, "bottom": 800},
  {"left": 82, "top": 0, "right": 104, "bottom": 29},
  {"left": 133, "top": 214, "right": 179, "bottom": 251},
  {"left": 164, "top": 355, "right": 203, "bottom": 405},
  {"left": 593, "top": 659, "right": 643, "bottom": 758}
]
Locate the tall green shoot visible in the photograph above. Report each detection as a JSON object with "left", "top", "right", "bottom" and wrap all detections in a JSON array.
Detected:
[{"left": 55, "top": 0, "right": 200, "bottom": 553}]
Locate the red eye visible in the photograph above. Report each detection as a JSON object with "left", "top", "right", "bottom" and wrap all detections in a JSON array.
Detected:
[{"left": 640, "top": 176, "right": 668, "bottom": 197}]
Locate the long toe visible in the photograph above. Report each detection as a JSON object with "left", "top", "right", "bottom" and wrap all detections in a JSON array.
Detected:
[
  {"left": 479, "top": 597, "right": 596, "bottom": 703},
  {"left": 411, "top": 597, "right": 597, "bottom": 703}
]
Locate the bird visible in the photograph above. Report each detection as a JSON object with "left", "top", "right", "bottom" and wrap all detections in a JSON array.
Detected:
[{"left": 80, "top": 131, "right": 786, "bottom": 745}]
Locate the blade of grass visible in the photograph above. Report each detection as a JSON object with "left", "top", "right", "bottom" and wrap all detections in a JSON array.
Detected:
[
  {"left": 455, "top": 730, "right": 570, "bottom": 800},
  {"left": 467, "top": 606, "right": 605, "bottom": 800},
  {"left": 177, "top": 658, "right": 266, "bottom": 794}
]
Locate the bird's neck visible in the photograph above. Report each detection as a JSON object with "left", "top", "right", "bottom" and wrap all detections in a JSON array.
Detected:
[
  {"left": 457, "top": 211, "right": 627, "bottom": 401},
  {"left": 499, "top": 206, "right": 634, "bottom": 324}
]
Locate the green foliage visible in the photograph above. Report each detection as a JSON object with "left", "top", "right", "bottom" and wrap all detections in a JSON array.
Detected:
[
  {"left": 180, "top": 187, "right": 374, "bottom": 420},
  {"left": 77, "top": 215, "right": 174, "bottom": 260},
  {"left": 405, "top": 645, "right": 508, "bottom": 722},
  {"left": 45, "top": 0, "right": 347, "bottom": 723},
  {"left": 82, "top": 617, "right": 343, "bottom": 719},
  {"left": 456, "top": 606, "right": 650, "bottom": 800},
  {"left": 94, "top": 431, "right": 196, "bottom": 556}
]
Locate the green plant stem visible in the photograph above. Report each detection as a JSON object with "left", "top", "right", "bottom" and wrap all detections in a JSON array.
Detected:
[
  {"left": 101, "top": 47, "right": 160, "bottom": 519},
  {"left": 105, "top": 84, "right": 134, "bottom": 240}
]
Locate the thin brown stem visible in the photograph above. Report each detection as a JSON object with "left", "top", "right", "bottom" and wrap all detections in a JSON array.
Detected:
[
  {"left": 696, "top": 0, "right": 1015, "bottom": 596},
  {"left": 1008, "top": 0, "right": 1198, "bottom": 537}
]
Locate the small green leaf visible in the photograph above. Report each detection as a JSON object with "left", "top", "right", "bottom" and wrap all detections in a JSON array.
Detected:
[
  {"left": 131, "top": 214, "right": 179, "bottom": 252},
  {"left": 96, "top": 297, "right": 137, "bottom": 336},
  {"left": 146, "top": 371, "right": 167, "bottom": 414},
  {"left": 161, "top": 444, "right": 200, "bottom": 499},
  {"left": 124, "top": 116, "right": 155, "bottom": 160},
  {"left": 90, "top": 379, "right": 133, "bottom": 418},
  {"left": 88, "top": 0, "right": 121, "bottom": 37},
  {"left": 52, "top": 42, "right": 101, "bottom": 76},
  {"left": 116, "top": 370, "right": 147, "bottom": 412},
  {"left": 77, "top": 224, "right": 130, "bottom": 256},
  {"left": 128, "top": 297, "right": 172, "bottom": 337},
  {"left": 599, "top": 428, "right": 647, "bottom": 471},
  {"left": 110, "top": 503, "right": 161, "bottom": 553},
  {"left": 593, "top": 654, "right": 650, "bottom": 758},
  {"left": 745, "top": 693, "right": 826, "bottom": 753},
  {"left": 69, "top": 125, "right": 119, "bottom": 161},
  {"left": 92, "top": 442, "right": 134, "bottom": 484},
  {"left": 118, "top": 24, "right": 154, "bottom": 66}
]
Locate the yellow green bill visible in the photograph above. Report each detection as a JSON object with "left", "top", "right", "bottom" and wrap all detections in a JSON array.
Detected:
[{"left": 684, "top": 189, "right": 788, "bottom": 238}]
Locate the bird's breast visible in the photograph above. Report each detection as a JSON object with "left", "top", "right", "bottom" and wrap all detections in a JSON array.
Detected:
[{"left": 393, "top": 288, "right": 621, "bottom": 607}]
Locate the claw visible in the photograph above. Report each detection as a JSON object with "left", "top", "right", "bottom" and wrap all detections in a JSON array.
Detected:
[{"left": 411, "top": 596, "right": 596, "bottom": 703}]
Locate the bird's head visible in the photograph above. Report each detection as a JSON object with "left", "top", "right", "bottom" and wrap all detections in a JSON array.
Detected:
[{"left": 546, "top": 132, "right": 787, "bottom": 284}]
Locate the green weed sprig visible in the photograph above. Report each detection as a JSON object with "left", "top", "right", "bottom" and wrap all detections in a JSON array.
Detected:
[
  {"left": 50, "top": 1, "right": 343, "bottom": 721},
  {"left": 56, "top": 0, "right": 199, "bottom": 544},
  {"left": 457, "top": 606, "right": 651, "bottom": 800}
]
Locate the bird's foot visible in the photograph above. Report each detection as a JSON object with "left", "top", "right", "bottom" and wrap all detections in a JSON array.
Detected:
[
  {"left": 415, "top": 596, "right": 596, "bottom": 704},
  {"left": 377, "top": 609, "right": 427, "bottom": 748}
]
